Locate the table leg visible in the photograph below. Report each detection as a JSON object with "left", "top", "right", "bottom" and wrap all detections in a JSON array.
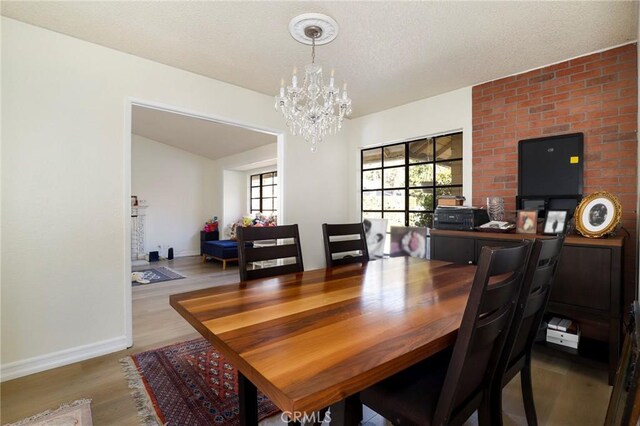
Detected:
[
  {"left": 238, "top": 372, "right": 258, "bottom": 426},
  {"left": 329, "top": 394, "right": 361, "bottom": 426}
]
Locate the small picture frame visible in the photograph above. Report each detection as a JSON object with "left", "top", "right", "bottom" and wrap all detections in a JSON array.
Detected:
[
  {"left": 516, "top": 210, "right": 538, "bottom": 234},
  {"left": 543, "top": 210, "right": 568, "bottom": 234},
  {"left": 575, "top": 191, "right": 622, "bottom": 238},
  {"left": 131, "top": 196, "right": 138, "bottom": 207}
]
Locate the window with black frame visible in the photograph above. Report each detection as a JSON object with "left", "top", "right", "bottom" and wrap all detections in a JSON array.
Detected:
[
  {"left": 250, "top": 171, "right": 278, "bottom": 215},
  {"left": 361, "top": 132, "right": 463, "bottom": 231}
]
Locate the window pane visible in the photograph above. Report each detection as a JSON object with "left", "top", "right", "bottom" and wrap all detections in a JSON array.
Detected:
[
  {"left": 435, "top": 133, "right": 463, "bottom": 160},
  {"left": 363, "top": 170, "right": 382, "bottom": 190},
  {"left": 361, "top": 132, "right": 462, "bottom": 240},
  {"left": 249, "top": 171, "right": 277, "bottom": 216},
  {"left": 409, "top": 139, "right": 433, "bottom": 163},
  {"left": 384, "top": 190, "right": 405, "bottom": 210},
  {"left": 435, "top": 187, "right": 463, "bottom": 198},
  {"left": 363, "top": 211, "right": 382, "bottom": 219},
  {"left": 409, "top": 164, "right": 434, "bottom": 187},
  {"left": 363, "top": 148, "right": 382, "bottom": 169},
  {"left": 409, "top": 188, "right": 434, "bottom": 211},
  {"left": 383, "top": 144, "right": 405, "bottom": 167},
  {"left": 409, "top": 212, "right": 433, "bottom": 228},
  {"left": 436, "top": 161, "right": 463, "bottom": 186},
  {"left": 383, "top": 212, "right": 405, "bottom": 231},
  {"left": 363, "top": 191, "right": 382, "bottom": 210},
  {"left": 383, "top": 167, "right": 405, "bottom": 189}
]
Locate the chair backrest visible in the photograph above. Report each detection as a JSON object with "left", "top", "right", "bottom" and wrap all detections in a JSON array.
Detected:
[
  {"left": 433, "top": 242, "right": 531, "bottom": 425},
  {"left": 237, "top": 225, "right": 304, "bottom": 281},
  {"left": 605, "top": 301, "right": 640, "bottom": 426},
  {"left": 322, "top": 223, "right": 370, "bottom": 267},
  {"left": 500, "top": 236, "right": 564, "bottom": 381}
]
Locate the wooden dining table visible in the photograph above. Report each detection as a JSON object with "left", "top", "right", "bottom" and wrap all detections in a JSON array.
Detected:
[{"left": 170, "top": 256, "right": 476, "bottom": 425}]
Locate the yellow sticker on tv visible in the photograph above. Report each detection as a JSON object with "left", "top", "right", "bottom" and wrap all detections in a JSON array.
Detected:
[{"left": 570, "top": 156, "right": 579, "bottom": 164}]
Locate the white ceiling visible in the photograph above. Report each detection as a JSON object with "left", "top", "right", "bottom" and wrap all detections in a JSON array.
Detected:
[
  {"left": 2, "top": 1, "right": 638, "bottom": 118},
  {"left": 132, "top": 105, "right": 276, "bottom": 161}
]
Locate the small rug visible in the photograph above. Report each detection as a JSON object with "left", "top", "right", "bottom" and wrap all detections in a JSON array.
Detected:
[
  {"left": 120, "top": 338, "right": 279, "bottom": 426},
  {"left": 3, "top": 398, "right": 93, "bottom": 426},
  {"left": 131, "top": 267, "right": 185, "bottom": 286}
]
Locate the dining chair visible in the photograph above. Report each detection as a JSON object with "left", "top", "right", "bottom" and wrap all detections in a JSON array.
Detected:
[
  {"left": 237, "top": 224, "right": 304, "bottom": 281},
  {"left": 492, "top": 236, "right": 564, "bottom": 426},
  {"left": 359, "top": 242, "right": 531, "bottom": 426},
  {"left": 605, "top": 301, "right": 639, "bottom": 426},
  {"left": 322, "top": 223, "right": 369, "bottom": 267}
]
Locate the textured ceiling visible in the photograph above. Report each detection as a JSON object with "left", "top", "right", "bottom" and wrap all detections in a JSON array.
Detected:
[
  {"left": 2, "top": 1, "right": 638, "bottom": 117},
  {"left": 132, "top": 106, "right": 276, "bottom": 161}
]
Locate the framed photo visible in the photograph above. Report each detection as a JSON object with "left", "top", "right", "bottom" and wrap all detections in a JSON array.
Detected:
[
  {"left": 389, "top": 226, "right": 428, "bottom": 258},
  {"left": 516, "top": 210, "right": 538, "bottom": 234},
  {"left": 131, "top": 196, "right": 138, "bottom": 207},
  {"left": 363, "top": 218, "right": 387, "bottom": 260},
  {"left": 575, "top": 191, "right": 622, "bottom": 238},
  {"left": 543, "top": 210, "right": 568, "bottom": 234}
]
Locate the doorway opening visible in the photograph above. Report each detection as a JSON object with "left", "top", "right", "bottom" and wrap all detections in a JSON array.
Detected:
[{"left": 124, "top": 99, "right": 284, "bottom": 347}]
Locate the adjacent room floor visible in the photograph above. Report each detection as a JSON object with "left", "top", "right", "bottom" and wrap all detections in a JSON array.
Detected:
[{"left": 1, "top": 256, "right": 612, "bottom": 425}]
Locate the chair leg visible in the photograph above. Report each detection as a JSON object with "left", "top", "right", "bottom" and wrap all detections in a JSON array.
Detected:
[
  {"left": 490, "top": 384, "right": 504, "bottom": 426},
  {"left": 477, "top": 394, "right": 493, "bottom": 426},
  {"left": 521, "top": 357, "right": 538, "bottom": 426}
]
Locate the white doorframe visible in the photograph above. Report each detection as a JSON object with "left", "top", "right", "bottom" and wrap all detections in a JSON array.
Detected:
[{"left": 123, "top": 97, "right": 285, "bottom": 346}]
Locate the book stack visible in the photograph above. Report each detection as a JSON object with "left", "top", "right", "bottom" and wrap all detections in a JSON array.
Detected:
[
  {"left": 547, "top": 317, "right": 580, "bottom": 353},
  {"left": 437, "top": 195, "right": 466, "bottom": 206}
]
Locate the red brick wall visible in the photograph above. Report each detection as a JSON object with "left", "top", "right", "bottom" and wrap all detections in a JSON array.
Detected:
[{"left": 472, "top": 43, "right": 638, "bottom": 303}]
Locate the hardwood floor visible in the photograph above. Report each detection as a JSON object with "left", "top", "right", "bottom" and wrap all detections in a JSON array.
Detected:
[{"left": 1, "top": 256, "right": 612, "bottom": 425}]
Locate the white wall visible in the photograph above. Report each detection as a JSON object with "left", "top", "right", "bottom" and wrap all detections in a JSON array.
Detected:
[
  {"left": 1, "top": 17, "right": 350, "bottom": 379},
  {"left": 132, "top": 135, "right": 218, "bottom": 257},
  {"left": 222, "top": 170, "right": 247, "bottom": 234},
  {"left": 346, "top": 87, "right": 473, "bottom": 221},
  {"left": 282, "top": 132, "right": 350, "bottom": 270},
  {"left": 214, "top": 143, "right": 277, "bottom": 231}
]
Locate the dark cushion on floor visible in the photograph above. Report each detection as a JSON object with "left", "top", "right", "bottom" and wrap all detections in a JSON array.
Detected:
[{"left": 360, "top": 348, "right": 452, "bottom": 425}]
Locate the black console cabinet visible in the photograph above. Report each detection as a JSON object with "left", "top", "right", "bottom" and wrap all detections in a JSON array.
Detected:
[{"left": 431, "top": 229, "right": 624, "bottom": 384}]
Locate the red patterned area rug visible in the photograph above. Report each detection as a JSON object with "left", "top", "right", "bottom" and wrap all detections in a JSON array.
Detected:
[{"left": 120, "top": 338, "right": 280, "bottom": 425}]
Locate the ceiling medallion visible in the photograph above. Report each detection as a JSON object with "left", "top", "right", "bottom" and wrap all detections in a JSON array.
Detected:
[{"left": 275, "top": 13, "right": 352, "bottom": 153}]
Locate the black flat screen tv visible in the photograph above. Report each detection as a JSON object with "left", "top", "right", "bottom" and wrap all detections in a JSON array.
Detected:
[{"left": 518, "top": 133, "right": 584, "bottom": 197}]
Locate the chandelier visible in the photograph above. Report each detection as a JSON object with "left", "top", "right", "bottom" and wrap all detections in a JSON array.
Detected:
[{"left": 275, "top": 14, "right": 352, "bottom": 152}]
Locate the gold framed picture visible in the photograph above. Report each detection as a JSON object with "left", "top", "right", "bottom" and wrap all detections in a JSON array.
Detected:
[
  {"left": 516, "top": 210, "right": 538, "bottom": 234},
  {"left": 575, "top": 191, "right": 621, "bottom": 238}
]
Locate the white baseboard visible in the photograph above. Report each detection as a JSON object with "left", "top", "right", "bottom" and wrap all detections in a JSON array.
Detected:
[
  {"left": 1, "top": 335, "right": 127, "bottom": 382},
  {"left": 177, "top": 250, "right": 200, "bottom": 257}
]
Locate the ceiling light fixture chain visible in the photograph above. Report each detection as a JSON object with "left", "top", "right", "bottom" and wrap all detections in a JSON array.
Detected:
[{"left": 275, "top": 14, "right": 352, "bottom": 153}]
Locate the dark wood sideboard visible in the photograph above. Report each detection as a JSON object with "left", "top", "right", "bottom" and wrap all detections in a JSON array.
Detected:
[{"left": 430, "top": 229, "right": 624, "bottom": 384}]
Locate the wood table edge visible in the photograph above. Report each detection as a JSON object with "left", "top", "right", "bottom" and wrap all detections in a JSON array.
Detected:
[{"left": 169, "top": 295, "right": 296, "bottom": 413}]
